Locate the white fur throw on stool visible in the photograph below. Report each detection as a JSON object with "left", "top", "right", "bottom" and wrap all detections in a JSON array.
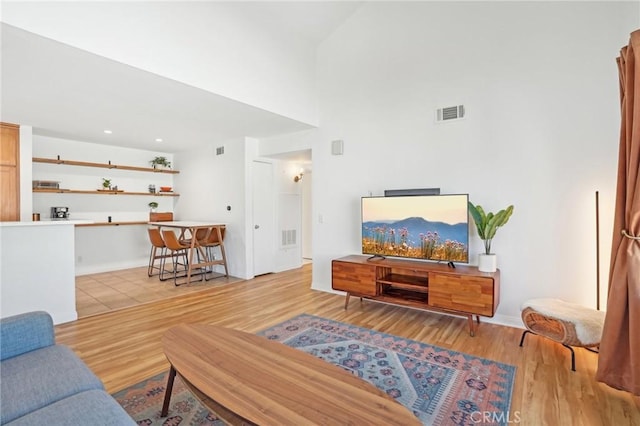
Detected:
[{"left": 521, "top": 298, "right": 605, "bottom": 347}]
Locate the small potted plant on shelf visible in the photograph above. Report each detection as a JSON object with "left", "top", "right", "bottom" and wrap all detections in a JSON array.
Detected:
[
  {"left": 148, "top": 201, "right": 159, "bottom": 212},
  {"left": 150, "top": 156, "right": 171, "bottom": 170},
  {"left": 468, "top": 201, "right": 514, "bottom": 272},
  {"left": 101, "top": 178, "right": 112, "bottom": 190}
]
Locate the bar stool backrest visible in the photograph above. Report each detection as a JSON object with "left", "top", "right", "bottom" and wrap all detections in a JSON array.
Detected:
[
  {"left": 162, "top": 230, "right": 188, "bottom": 251},
  {"left": 148, "top": 228, "right": 166, "bottom": 248},
  {"left": 206, "top": 227, "right": 226, "bottom": 245}
]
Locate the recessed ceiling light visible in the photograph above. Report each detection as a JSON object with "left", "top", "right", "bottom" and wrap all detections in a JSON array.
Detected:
[
  {"left": 103, "top": 130, "right": 112, "bottom": 134},
  {"left": 155, "top": 138, "right": 163, "bottom": 142}
]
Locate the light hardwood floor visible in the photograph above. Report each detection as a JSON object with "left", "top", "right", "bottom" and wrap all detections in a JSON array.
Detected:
[
  {"left": 76, "top": 267, "right": 242, "bottom": 317},
  {"left": 60, "top": 264, "right": 639, "bottom": 425}
]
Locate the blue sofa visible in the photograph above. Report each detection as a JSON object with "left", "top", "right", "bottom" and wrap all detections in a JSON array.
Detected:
[{"left": 0, "top": 311, "right": 135, "bottom": 425}]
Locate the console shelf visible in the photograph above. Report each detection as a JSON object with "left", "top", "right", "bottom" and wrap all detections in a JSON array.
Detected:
[
  {"left": 377, "top": 273, "right": 428, "bottom": 290},
  {"left": 332, "top": 255, "right": 500, "bottom": 336}
]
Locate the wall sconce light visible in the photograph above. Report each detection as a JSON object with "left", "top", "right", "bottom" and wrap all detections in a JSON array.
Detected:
[{"left": 294, "top": 170, "right": 304, "bottom": 183}]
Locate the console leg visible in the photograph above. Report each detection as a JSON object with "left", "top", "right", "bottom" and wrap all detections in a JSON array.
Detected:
[
  {"left": 344, "top": 293, "right": 351, "bottom": 310},
  {"left": 161, "top": 366, "right": 177, "bottom": 417},
  {"left": 466, "top": 315, "right": 476, "bottom": 337}
]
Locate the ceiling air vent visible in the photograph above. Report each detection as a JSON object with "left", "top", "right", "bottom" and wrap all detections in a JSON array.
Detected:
[
  {"left": 216, "top": 146, "right": 225, "bottom": 155},
  {"left": 436, "top": 105, "right": 465, "bottom": 123}
]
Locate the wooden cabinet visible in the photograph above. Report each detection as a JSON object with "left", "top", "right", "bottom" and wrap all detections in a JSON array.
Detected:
[
  {"left": 429, "top": 273, "right": 497, "bottom": 317},
  {"left": 332, "top": 260, "right": 377, "bottom": 296},
  {"left": 331, "top": 255, "right": 500, "bottom": 336},
  {"left": 0, "top": 123, "right": 20, "bottom": 221}
]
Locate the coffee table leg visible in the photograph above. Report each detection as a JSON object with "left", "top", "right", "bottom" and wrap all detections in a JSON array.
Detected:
[{"left": 161, "top": 366, "right": 177, "bottom": 417}]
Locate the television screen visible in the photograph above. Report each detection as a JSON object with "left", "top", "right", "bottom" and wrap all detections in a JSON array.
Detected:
[{"left": 361, "top": 194, "right": 469, "bottom": 263}]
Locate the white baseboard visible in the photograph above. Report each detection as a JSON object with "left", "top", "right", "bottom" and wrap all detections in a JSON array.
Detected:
[
  {"left": 482, "top": 313, "right": 524, "bottom": 330},
  {"left": 75, "top": 259, "right": 147, "bottom": 276},
  {"left": 52, "top": 310, "right": 78, "bottom": 325}
]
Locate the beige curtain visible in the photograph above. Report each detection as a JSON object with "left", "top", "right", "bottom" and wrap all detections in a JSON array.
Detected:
[{"left": 596, "top": 30, "right": 640, "bottom": 396}]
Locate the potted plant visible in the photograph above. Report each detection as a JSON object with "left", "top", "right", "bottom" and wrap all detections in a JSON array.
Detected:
[
  {"left": 148, "top": 201, "right": 159, "bottom": 212},
  {"left": 150, "top": 156, "right": 171, "bottom": 170},
  {"left": 101, "top": 178, "right": 111, "bottom": 190},
  {"left": 468, "top": 201, "right": 514, "bottom": 272}
]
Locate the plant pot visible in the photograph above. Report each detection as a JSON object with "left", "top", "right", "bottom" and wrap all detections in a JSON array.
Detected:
[{"left": 478, "top": 253, "right": 497, "bottom": 273}]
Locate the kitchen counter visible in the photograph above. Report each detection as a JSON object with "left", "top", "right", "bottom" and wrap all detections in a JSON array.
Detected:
[
  {"left": 0, "top": 221, "right": 90, "bottom": 324},
  {"left": 0, "top": 219, "right": 93, "bottom": 227}
]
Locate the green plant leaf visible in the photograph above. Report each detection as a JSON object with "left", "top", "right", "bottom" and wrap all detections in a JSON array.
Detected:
[{"left": 468, "top": 202, "right": 514, "bottom": 254}]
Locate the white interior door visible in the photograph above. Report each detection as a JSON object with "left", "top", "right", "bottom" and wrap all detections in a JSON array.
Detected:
[{"left": 252, "top": 160, "right": 275, "bottom": 276}]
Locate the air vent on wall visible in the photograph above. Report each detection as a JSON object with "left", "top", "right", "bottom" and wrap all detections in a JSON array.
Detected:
[
  {"left": 281, "top": 229, "right": 297, "bottom": 247},
  {"left": 436, "top": 105, "right": 465, "bottom": 123},
  {"left": 216, "top": 146, "right": 225, "bottom": 155}
]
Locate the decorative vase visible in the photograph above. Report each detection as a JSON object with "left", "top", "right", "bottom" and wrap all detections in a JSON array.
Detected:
[{"left": 478, "top": 253, "right": 497, "bottom": 273}]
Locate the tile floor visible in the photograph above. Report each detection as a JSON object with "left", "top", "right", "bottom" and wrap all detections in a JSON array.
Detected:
[{"left": 76, "top": 266, "right": 241, "bottom": 318}]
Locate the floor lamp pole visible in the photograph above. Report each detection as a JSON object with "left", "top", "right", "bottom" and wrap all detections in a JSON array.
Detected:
[{"left": 596, "top": 191, "right": 600, "bottom": 311}]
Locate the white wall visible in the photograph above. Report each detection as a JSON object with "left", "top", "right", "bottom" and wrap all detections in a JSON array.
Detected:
[
  {"left": 174, "top": 138, "right": 250, "bottom": 279},
  {"left": 2, "top": 2, "right": 318, "bottom": 126},
  {"left": 259, "top": 130, "right": 315, "bottom": 261},
  {"left": 302, "top": 171, "right": 313, "bottom": 259},
  {"left": 273, "top": 161, "right": 303, "bottom": 272},
  {"left": 175, "top": 137, "right": 307, "bottom": 278},
  {"left": 18, "top": 125, "right": 32, "bottom": 221},
  {"left": 259, "top": 128, "right": 316, "bottom": 158},
  {"left": 311, "top": 2, "right": 639, "bottom": 326}
]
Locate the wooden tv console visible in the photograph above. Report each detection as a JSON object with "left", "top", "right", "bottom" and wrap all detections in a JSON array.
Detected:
[{"left": 331, "top": 255, "right": 500, "bottom": 336}]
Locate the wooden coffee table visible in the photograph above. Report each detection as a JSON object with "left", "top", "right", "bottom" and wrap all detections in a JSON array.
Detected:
[{"left": 161, "top": 324, "right": 420, "bottom": 425}]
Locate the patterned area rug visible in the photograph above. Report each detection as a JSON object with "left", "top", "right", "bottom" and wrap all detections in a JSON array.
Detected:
[{"left": 113, "top": 314, "right": 515, "bottom": 425}]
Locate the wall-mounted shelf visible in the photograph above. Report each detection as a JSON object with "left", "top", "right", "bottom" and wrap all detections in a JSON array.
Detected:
[
  {"left": 32, "top": 157, "right": 180, "bottom": 174},
  {"left": 75, "top": 221, "right": 150, "bottom": 227},
  {"left": 33, "top": 189, "right": 179, "bottom": 196}
]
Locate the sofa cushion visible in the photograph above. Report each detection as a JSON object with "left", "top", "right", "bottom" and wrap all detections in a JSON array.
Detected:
[
  {"left": 1, "top": 345, "right": 104, "bottom": 424},
  {"left": 0, "top": 311, "right": 55, "bottom": 361},
  {"left": 6, "top": 389, "right": 136, "bottom": 426}
]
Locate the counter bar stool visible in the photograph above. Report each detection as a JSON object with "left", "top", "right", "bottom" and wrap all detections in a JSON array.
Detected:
[
  {"left": 203, "top": 225, "right": 228, "bottom": 278},
  {"left": 162, "top": 230, "right": 197, "bottom": 286},
  {"left": 147, "top": 228, "right": 170, "bottom": 280}
]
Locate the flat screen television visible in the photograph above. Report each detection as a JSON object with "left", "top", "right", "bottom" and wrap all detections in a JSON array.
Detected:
[{"left": 361, "top": 194, "right": 469, "bottom": 263}]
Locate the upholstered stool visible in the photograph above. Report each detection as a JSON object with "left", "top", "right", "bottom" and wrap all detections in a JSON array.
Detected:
[{"left": 519, "top": 298, "right": 605, "bottom": 371}]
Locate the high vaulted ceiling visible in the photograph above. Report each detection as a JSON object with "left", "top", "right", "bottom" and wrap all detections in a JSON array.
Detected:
[{"left": 0, "top": 2, "right": 362, "bottom": 153}]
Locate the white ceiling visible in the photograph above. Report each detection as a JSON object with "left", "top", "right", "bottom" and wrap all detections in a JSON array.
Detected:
[{"left": 0, "top": 2, "right": 362, "bottom": 153}]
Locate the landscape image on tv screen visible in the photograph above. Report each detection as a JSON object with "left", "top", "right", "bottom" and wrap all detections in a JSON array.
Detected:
[{"left": 361, "top": 194, "right": 469, "bottom": 263}]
